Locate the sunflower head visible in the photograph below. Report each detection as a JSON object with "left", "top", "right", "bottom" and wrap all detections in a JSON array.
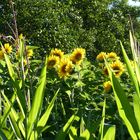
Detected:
[
  {"left": 107, "top": 52, "right": 119, "bottom": 60},
  {"left": 103, "top": 81, "right": 112, "bottom": 92},
  {"left": 0, "top": 50, "right": 4, "bottom": 59},
  {"left": 58, "top": 58, "right": 73, "bottom": 78},
  {"left": 70, "top": 48, "right": 85, "bottom": 65},
  {"left": 111, "top": 61, "right": 124, "bottom": 77},
  {"left": 50, "top": 48, "right": 64, "bottom": 59},
  {"left": 27, "top": 49, "right": 33, "bottom": 58},
  {"left": 4, "top": 43, "right": 12, "bottom": 54},
  {"left": 47, "top": 55, "right": 59, "bottom": 68},
  {"left": 96, "top": 52, "right": 106, "bottom": 62}
]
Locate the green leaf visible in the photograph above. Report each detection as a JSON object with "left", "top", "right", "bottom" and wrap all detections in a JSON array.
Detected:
[
  {"left": 98, "top": 98, "right": 106, "bottom": 140},
  {"left": 37, "top": 89, "right": 59, "bottom": 133},
  {"left": 55, "top": 113, "right": 79, "bottom": 140},
  {"left": 4, "top": 53, "right": 26, "bottom": 115},
  {"left": 0, "top": 130, "right": 7, "bottom": 140},
  {"left": 133, "top": 94, "right": 140, "bottom": 131},
  {"left": 103, "top": 125, "right": 116, "bottom": 140},
  {"left": 27, "top": 63, "right": 47, "bottom": 140},
  {"left": 109, "top": 71, "right": 139, "bottom": 139},
  {"left": 1, "top": 91, "right": 25, "bottom": 139},
  {"left": 69, "top": 126, "right": 77, "bottom": 140},
  {"left": 79, "top": 129, "right": 90, "bottom": 140},
  {"left": 120, "top": 41, "right": 140, "bottom": 99}
]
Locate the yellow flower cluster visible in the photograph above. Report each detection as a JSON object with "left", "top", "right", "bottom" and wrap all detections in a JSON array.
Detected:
[
  {"left": 96, "top": 52, "right": 120, "bottom": 62},
  {"left": 96, "top": 52, "right": 125, "bottom": 78},
  {"left": 0, "top": 43, "right": 12, "bottom": 60},
  {"left": 103, "top": 81, "right": 112, "bottom": 92},
  {"left": 47, "top": 48, "right": 86, "bottom": 78}
]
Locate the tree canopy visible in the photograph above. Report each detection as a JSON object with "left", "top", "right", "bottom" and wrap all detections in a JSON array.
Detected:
[{"left": 0, "top": 0, "right": 140, "bottom": 59}]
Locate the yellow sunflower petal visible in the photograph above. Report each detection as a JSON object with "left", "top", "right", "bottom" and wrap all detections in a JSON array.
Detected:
[
  {"left": 96, "top": 52, "right": 106, "bottom": 61},
  {"left": 70, "top": 48, "right": 85, "bottom": 65},
  {"left": 103, "top": 81, "right": 112, "bottom": 92},
  {"left": 111, "top": 60, "right": 125, "bottom": 77},
  {"left": 58, "top": 58, "right": 73, "bottom": 78},
  {"left": 50, "top": 48, "right": 64, "bottom": 59},
  {"left": 4, "top": 43, "right": 12, "bottom": 54},
  {"left": 47, "top": 55, "right": 59, "bottom": 68}
]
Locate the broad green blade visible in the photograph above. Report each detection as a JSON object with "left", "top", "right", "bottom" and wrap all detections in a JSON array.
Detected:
[
  {"left": 27, "top": 63, "right": 47, "bottom": 140},
  {"left": 80, "top": 117, "right": 85, "bottom": 136},
  {"left": 98, "top": 99, "right": 106, "bottom": 140},
  {"left": 69, "top": 126, "right": 77, "bottom": 140},
  {"left": 2, "top": 91, "right": 25, "bottom": 139},
  {"left": 103, "top": 125, "right": 116, "bottom": 140},
  {"left": 4, "top": 54, "right": 16, "bottom": 81},
  {"left": 4, "top": 53, "right": 26, "bottom": 114},
  {"left": 133, "top": 94, "right": 140, "bottom": 131},
  {"left": 120, "top": 42, "right": 140, "bottom": 99},
  {"left": 79, "top": 129, "right": 90, "bottom": 140},
  {"left": 109, "top": 71, "right": 139, "bottom": 139},
  {"left": 37, "top": 89, "right": 59, "bottom": 133},
  {"left": 55, "top": 113, "right": 79, "bottom": 140}
]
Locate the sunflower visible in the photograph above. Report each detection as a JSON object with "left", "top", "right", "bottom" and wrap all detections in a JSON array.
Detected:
[
  {"left": 107, "top": 52, "right": 119, "bottom": 60},
  {"left": 96, "top": 52, "right": 106, "bottom": 62},
  {"left": 47, "top": 55, "right": 59, "bottom": 68},
  {"left": 50, "top": 48, "right": 64, "bottom": 59},
  {"left": 27, "top": 49, "right": 33, "bottom": 58},
  {"left": 70, "top": 48, "right": 85, "bottom": 65},
  {"left": 4, "top": 43, "right": 12, "bottom": 54},
  {"left": 0, "top": 50, "right": 4, "bottom": 59},
  {"left": 111, "top": 61, "right": 124, "bottom": 77},
  {"left": 103, "top": 81, "right": 112, "bottom": 92},
  {"left": 58, "top": 58, "right": 73, "bottom": 78}
]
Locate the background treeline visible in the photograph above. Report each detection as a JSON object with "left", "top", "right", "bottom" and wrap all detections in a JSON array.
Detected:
[{"left": 0, "top": 0, "right": 140, "bottom": 60}]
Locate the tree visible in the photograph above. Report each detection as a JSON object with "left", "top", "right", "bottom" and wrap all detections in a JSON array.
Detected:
[{"left": 0, "top": 0, "right": 140, "bottom": 60}]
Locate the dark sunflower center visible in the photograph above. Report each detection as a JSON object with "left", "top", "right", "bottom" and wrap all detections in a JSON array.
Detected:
[
  {"left": 75, "top": 53, "right": 82, "bottom": 60},
  {"left": 61, "top": 64, "right": 67, "bottom": 73},
  {"left": 113, "top": 66, "right": 120, "bottom": 71},
  {"left": 48, "top": 60, "right": 56, "bottom": 67},
  {"left": 54, "top": 53, "right": 61, "bottom": 58}
]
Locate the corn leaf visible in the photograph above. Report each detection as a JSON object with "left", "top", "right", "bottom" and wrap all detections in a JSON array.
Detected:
[
  {"left": 1, "top": 91, "right": 25, "bottom": 139},
  {"left": 120, "top": 42, "right": 140, "bottom": 99},
  {"left": 109, "top": 71, "right": 139, "bottom": 139},
  {"left": 133, "top": 94, "right": 140, "bottom": 131},
  {"left": 4, "top": 53, "right": 26, "bottom": 115},
  {"left": 27, "top": 63, "right": 46, "bottom": 140},
  {"left": 37, "top": 89, "right": 59, "bottom": 133}
]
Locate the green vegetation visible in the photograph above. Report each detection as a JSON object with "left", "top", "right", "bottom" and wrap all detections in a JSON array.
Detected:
[{"left": 0, "top": 0, "right": 140, "bottom": 139}]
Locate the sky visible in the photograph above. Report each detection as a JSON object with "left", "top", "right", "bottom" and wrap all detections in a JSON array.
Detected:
[{"left": 128, "top": 0, "right": 140, "bottom": 6}]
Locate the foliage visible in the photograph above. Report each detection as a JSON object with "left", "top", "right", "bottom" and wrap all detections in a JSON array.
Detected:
[{"left": 1, "top": 0, "right": 140, "bottom": 60}]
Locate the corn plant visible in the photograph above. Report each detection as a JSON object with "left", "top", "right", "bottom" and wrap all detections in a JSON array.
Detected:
[
  {"left": 105, "top": 31, "right": 140, "bottom": 139},
  {"left": 0, "top": 37, "right": 60, "bottom": 140}
]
